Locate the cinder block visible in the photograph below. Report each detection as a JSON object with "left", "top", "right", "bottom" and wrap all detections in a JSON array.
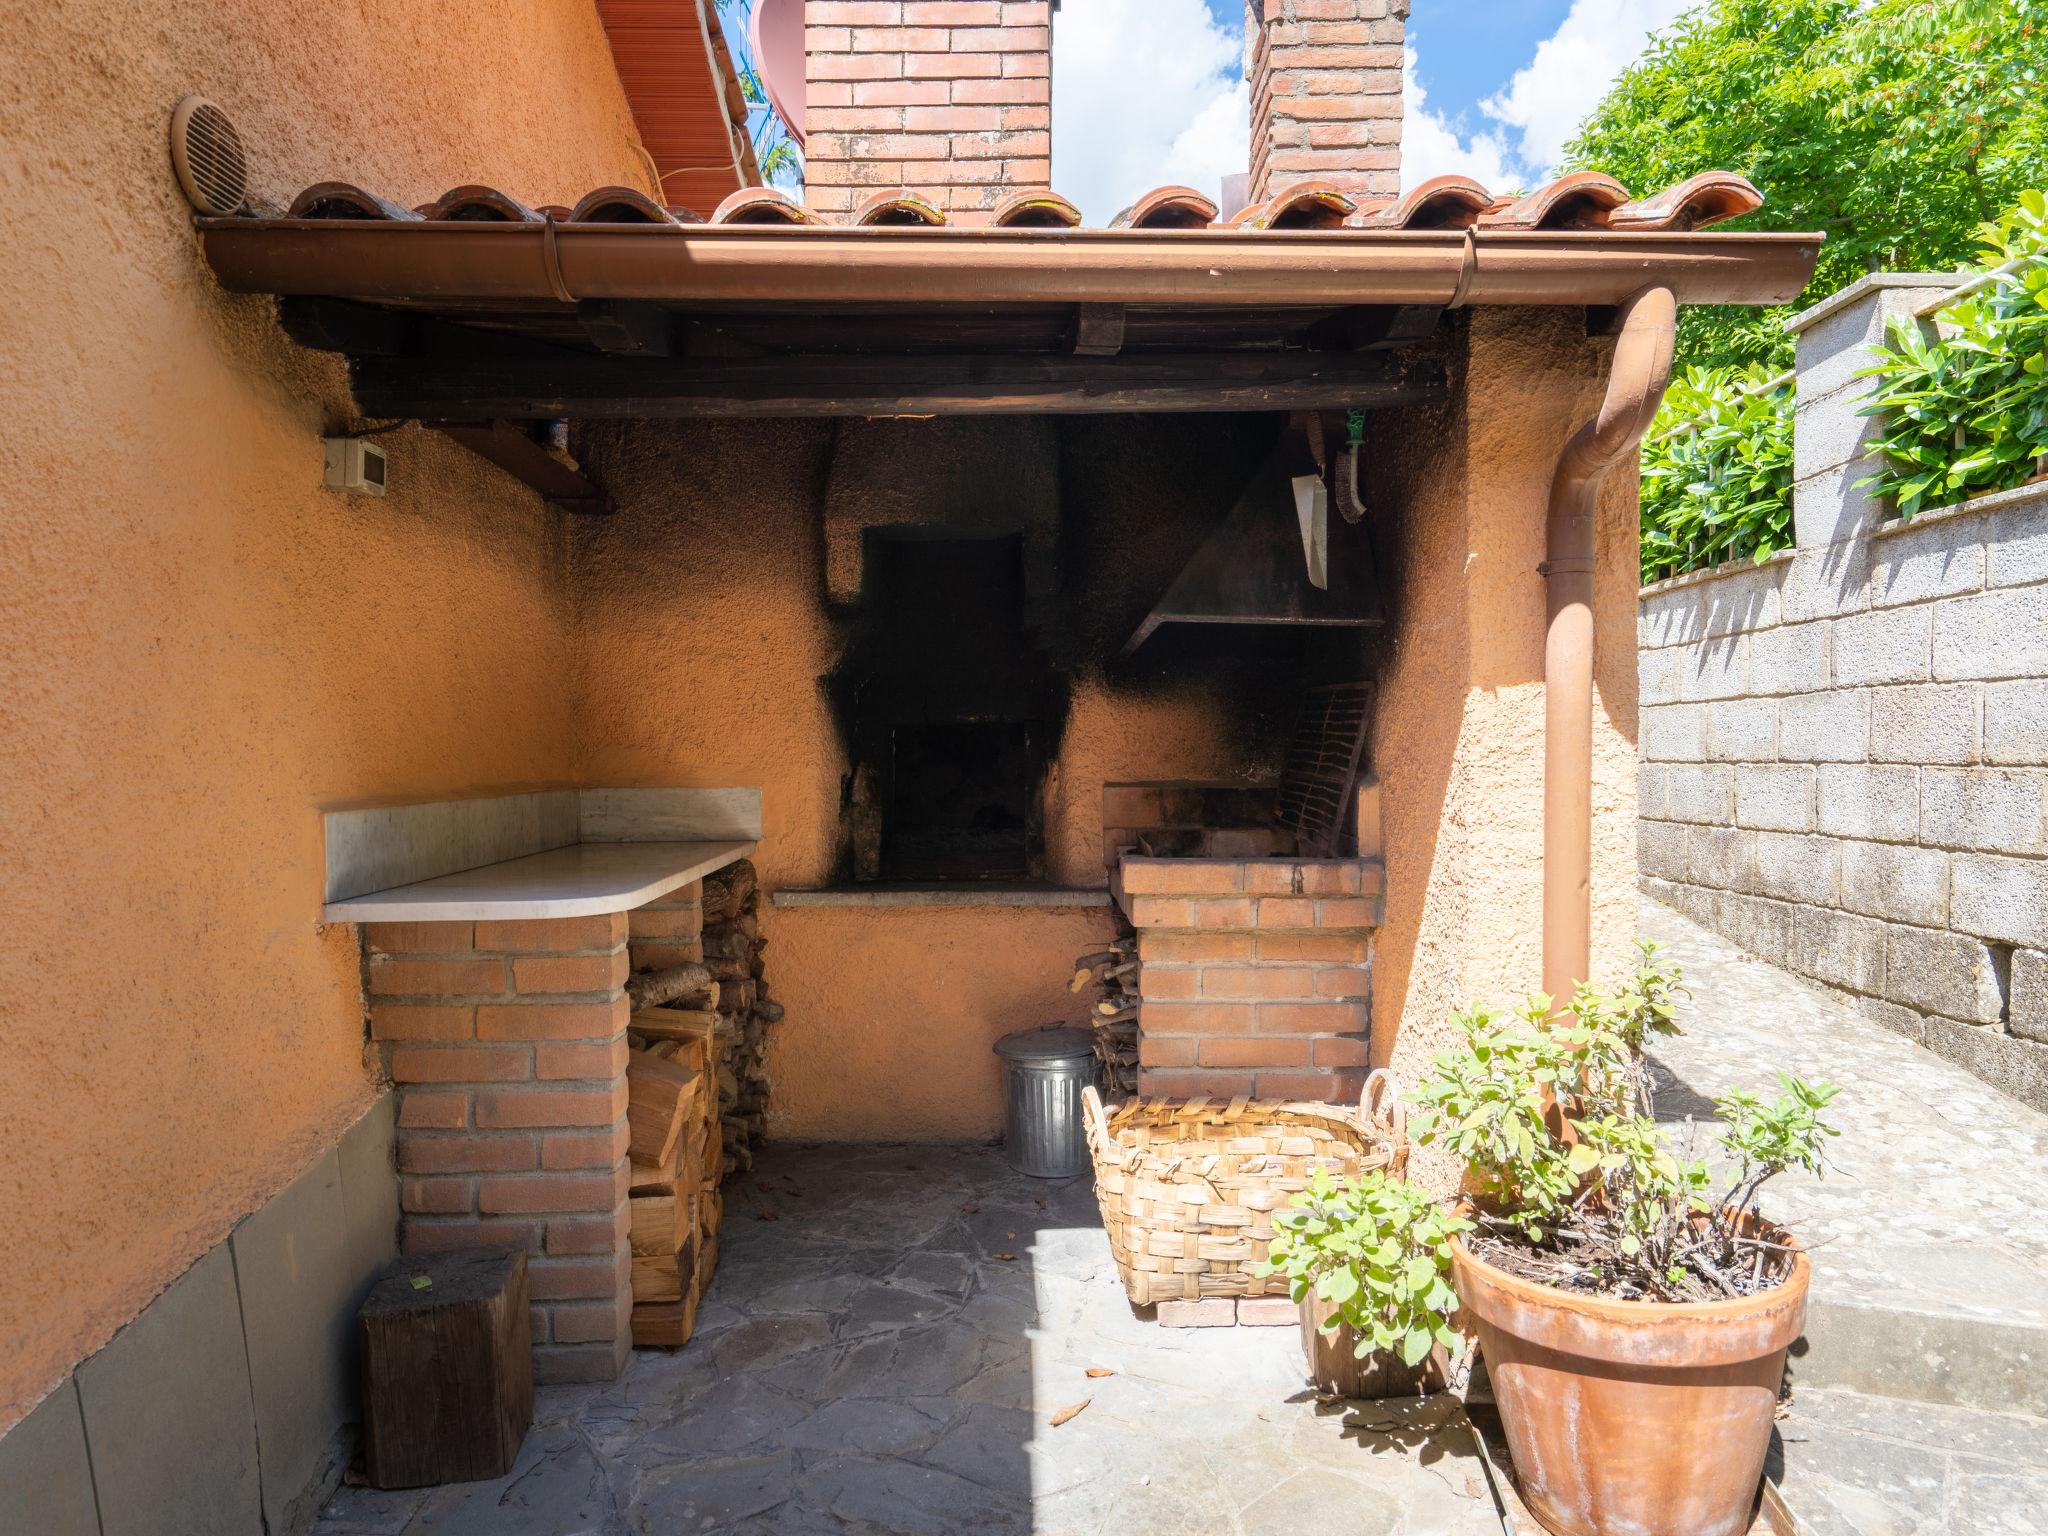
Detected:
[
  {"left": 1638, "top": 762, "right": 1672, "bottom": 818},
  {"left": 1988, "top": 486, "right": 2048, "bottom": 588},
  {"left": 1815, "top": 764, "right": 1919, "bottom": 843},
  {"left": 1882, "top": 925, "right": 2006, "bottom": 1024},
  {"left": 1686, "top": 826, "right": 1755, "bottom": 891},
  {"left": 1791, "top": 453, "right": 1890, "bottom": 550},
  {"left": 1156, "top": 1298, "right": 1238, "bottom": 1328},
  {"left": 230, "top": 1150, "right": 359, "bottom": 1536},
  {"left": 1785, "top": 906, "right": 1887, "bottom": 995},
  {"left": 1747, "top": 621, "right": 1831, "bottom": 698},
  {"left": 1641, "top": 703, "right": 1707, "bottom": 763},
  {"left": 1920, "top": 769, "right": 2048, "bottom": 854},
  {"left": 1778, "top": 690, "right": 1869, "bottom": 763},
  {"left": 1779, "top": 542, "right": 1870, "bottom": 623},
  {"left": 1706, "top": 698, "right": 1779, "bottom": 762},
  {"left": 0, "top": 1379, "right": 99, "bottom": 1536},
  {"left": 78, "top": 1245, "right": 263, "bottom": 1536},
  {"left": 1923, "top": 1017, "right": 2048, "bottom": 1115},
  {"left": 1698, "top": 563, "right": 1786, "bottom": 636},
  {"left": 1237, "top": 1296, "right": 1299, "bottom": 1327},
  {"left": 1639, "top": 647, "right": 1680, "bottom": 706},
  {"left": 1793, "top": 277, "right": 1956, "bottom": 402},
  {"left": 1855, "top": 994, "right": 1928, "bottom": 1044},
  {"left": 1869, "top": 683, "right": 1980, "bottom": 765},
  {"left": 1839, "top": 840, "right": 1950, "bottom": 927},
  {"left": 1868, "top": 513, "right": 1988, "bottom": 607},
  {"left": 1663, "top": 764, "right": 1734, "bottom": 824},
  {"left": 1832, "top": 606, "right": 1931, "bottom": 686},
  {"left": 2012, "top": 950, "right": 2048, "bottom": 1044},
  {"left": 1638, "top": 820, "right": 1689, "bottom": 882},
  {"left": 1734, "top": 765, "right": 1815, "bottom": 833},
  {"left": 1753, "top": 833, "right": 1841, "bottom": 905},
  {"left": 1677, "top": 639, "right": 1748, "bottom": 701},
  {"left": 1793, "top": 377, "right": 1890, "bottom": 482},
  {"left": 1639, "top": 590, "right": 1700, "bottom": 651},
  {"left": 1983, "top": 681, "right": 2048, "bottom": 766},
  {"left": 1951, "top": 855, "right": 2048, "bottom": 948},
  {"left": 1933, "top": 585, "right": 2048, "bottom": 682},
  {"left": 1720, "top": 892, "right": 1796, "bottom": 966}
]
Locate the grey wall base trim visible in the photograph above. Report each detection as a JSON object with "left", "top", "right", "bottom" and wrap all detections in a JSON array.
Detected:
[{"left": 1, "top": 1095, "right": 399, "bottom": 1536}]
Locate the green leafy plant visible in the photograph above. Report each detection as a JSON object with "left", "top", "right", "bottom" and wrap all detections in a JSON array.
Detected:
[
  {"left": 1261, "top": 1168, "right": 1472, "bottom": 1366},
  {"left": 1409, "top": 944, "right": 1839, "bottom": 1303},
  {"left": 1857, "top": 191, "right": 2048, "bottom": 516},
  {"left": 1640, "top": 367, "right": 1795, "bottom": 584}
]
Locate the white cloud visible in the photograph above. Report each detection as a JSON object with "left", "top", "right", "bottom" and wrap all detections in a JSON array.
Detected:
[
  {"left": 1480, "top": 0, "right": 1696, "bottom": 176},
  {"left": 1052, "top": 0, "right": 1249, "bottom": 225},
  {"left": 1400, "top": 50, "right": 1518, "bottom": 193}
]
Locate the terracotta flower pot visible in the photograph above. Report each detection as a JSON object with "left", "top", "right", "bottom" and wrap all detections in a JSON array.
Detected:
[
  {"left": 1450, "top": 1230, "right": 1808, "bottom": 1536},
  {"left": 1297, "top": 1293, "right": 1449, "bottom": 1399}
]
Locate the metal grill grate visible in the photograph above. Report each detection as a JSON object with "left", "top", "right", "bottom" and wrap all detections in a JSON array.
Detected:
[{"left": 1273, "top": 683, "right": 1373, "bottom": 857}]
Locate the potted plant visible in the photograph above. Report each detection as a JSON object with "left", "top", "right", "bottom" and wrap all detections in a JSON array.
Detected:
[
  {"left": 1410, "top": 941, "right": 1838, "bottom": 1536},
  {"left": 1261, "top": 1166, "right": 1472, "bottom": 1399}
]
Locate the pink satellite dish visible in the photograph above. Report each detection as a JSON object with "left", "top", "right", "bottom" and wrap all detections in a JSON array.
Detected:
[{"left": 751, "top": 0, "right": 806, "bottom": 147}]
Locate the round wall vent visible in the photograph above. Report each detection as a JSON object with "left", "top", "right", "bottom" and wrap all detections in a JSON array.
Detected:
[{"left": 169, "top": 96, "right": 248, "bottom": 216}]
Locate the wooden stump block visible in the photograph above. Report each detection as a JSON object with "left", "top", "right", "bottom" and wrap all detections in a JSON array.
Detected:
[{"left": 359, "top": 1249, "right": 532, "bottom": 1489}]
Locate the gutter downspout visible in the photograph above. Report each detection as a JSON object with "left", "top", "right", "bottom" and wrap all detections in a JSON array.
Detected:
[{"left": 1541, "top": 285, "right": 1676, "bottom": 1008}]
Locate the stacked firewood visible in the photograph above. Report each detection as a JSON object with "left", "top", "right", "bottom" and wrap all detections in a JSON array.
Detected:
[
  {"left": 1073, "top": 927, "right": 1139, "bottom": 1095},
  {"left": 701, "top": 860, "right": 782, "bottom": 1174},
  {"left": 624, "top": 1014, "right": 720, "bottom": 1349}
]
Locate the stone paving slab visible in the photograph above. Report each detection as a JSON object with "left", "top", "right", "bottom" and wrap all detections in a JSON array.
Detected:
[
  {"left": 1769, "top": 1388, "right": 2048, "bottom": 1536},
  {"left": 314, "top": 1142, "right": 1502, "bottom": 1536},
  {"left": 1639, "top": 896, "right": 2048, "bottom": 1330}
]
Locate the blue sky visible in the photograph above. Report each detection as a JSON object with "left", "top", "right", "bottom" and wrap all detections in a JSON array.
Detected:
[{"left": 1053, "top": 0, "right": 1694, "bottom": 222}]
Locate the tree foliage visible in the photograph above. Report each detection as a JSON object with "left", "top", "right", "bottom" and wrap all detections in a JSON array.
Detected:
[
  {"left": 1569, "top": 0, "right": 2048, "bottom": 373},
  {"left": 1640, "top": 366, "right": 1796, "bottom": 583}
]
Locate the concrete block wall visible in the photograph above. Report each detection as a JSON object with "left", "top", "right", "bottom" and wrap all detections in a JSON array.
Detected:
[{"left": 1638, "top": 277, "right": 2048, "bottom": 1111}]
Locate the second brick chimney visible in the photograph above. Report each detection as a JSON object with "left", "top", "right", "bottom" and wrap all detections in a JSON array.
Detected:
[
  {"left": 1246, "top": 0, "right": 1407, "bottom": 204},
  {"left": 803, "top": 0, "right": 1054, "bottom": 224}
]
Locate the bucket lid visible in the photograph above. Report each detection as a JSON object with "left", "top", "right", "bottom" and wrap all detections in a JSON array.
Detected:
[{"left": 993, "top": 1025, "right": 1095, "bottom": 1063}]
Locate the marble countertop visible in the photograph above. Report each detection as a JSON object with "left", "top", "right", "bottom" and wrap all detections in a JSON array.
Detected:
[{"left": 320, "top": 840, "right": 755, "bottom": 922}]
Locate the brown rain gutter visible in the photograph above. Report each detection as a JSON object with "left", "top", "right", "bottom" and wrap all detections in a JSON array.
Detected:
[
  {"left": 1541, "top": 285, "right": 1676, "bottom": 1009},
  {"left": 194, "top": 220, "right": 1819, "bottom": 310}
]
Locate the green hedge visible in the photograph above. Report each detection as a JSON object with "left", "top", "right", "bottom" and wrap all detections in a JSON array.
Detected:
[
  {"left": 1858, "top": 193, "right": 2048, "bottom": 516},
  {"left": 1639, "top": 367, "right": 1795, "bottom": 585},
  {"left": 1639, "top": 191, "right": 2048, "bottom": 584}
]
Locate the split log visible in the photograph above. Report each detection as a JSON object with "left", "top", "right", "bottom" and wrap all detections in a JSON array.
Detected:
[
  {"left": 626, "top": 963, "right": 716, "bottom": 1011},
  {"left": 626, "top": 1051, "right": 701, "bottom": 1168}
]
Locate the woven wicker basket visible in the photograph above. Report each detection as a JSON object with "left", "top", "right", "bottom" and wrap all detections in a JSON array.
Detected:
[{"left": 1082, "top": 1071, "right": 1408, "bottom": 1306}]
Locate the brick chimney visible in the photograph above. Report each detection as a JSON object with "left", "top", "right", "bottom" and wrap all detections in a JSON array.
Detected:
[
  {"left": 1246, "top": 0, "right": 1407, "bottom": 205},
  {"left": 803, "top": 0, "right": 1054, "bottom": 224}
]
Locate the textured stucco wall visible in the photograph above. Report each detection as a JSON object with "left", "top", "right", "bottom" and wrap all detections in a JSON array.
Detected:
[
  {"left": 1369, "top": 309, "right": 1642, "bottom": 1188},
  {"left": 570, "top": 416, "right": 1279, "bottom": 1139},
  {"left": 0, "top": 0, "right": 648, "bottom": 1432}
]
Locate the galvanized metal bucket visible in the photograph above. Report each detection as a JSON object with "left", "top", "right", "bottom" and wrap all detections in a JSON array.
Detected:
[{"left": 993, "top": 1025, "right": 1097, "bottom": 1179}]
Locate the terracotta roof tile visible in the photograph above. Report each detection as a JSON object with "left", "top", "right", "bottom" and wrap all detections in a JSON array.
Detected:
[
  {"left": 990, "top": 190, "right": 1083, "bottom": 229},
  {"left": 272, "top": 171, "right": 1766, "bottom": 236},
  {"left": 1108, "top": 186, "right": 1218, "bottom": 230}
]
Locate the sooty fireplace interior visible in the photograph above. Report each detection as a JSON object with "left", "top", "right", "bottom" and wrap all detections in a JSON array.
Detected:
[{"left": 836, "top": 531, "right": 1064, "bottom": 883}]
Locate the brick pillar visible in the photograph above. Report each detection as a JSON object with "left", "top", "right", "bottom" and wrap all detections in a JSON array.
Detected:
[
  {"left": 1246, "top": 0, "right": 1407, "bottom": 205},
  {"left": 366, "top": 915, "right": 633, "bottom": 1384},
  {"left": 1123, "top": 858, "right": 1380, "bottom": 1100},
  {"left": 628, "top": 880, "right": 704, "bottom": 972},
  {"left": 803, "top": 0, "right": 1053, "bottom": 224}
]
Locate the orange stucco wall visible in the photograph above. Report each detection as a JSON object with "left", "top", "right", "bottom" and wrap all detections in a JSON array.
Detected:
[
  {"left": 0, "top": 0, "right": 652, "bottom": 1433},
  {"left": 1368, "top": 309, "right": 1642, "bottom": 1186}
]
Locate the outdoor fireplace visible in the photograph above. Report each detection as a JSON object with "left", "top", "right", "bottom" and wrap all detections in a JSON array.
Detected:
[{"left": 832, "top": 530, "right": 1064, "bottom": 883}]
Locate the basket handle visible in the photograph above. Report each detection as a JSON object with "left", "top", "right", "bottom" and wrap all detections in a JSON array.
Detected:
[
  {"left": 1081, "top": 1084, "right": 1113, "bottom": 1148},
  {"left": 1358, "top": 1067, "right": 1406, "bottom": 1149}
]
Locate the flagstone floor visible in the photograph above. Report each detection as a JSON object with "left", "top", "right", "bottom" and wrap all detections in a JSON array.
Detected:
[{"left": 314, "top": 1143, "right": 1502, "bottom": 1536}]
